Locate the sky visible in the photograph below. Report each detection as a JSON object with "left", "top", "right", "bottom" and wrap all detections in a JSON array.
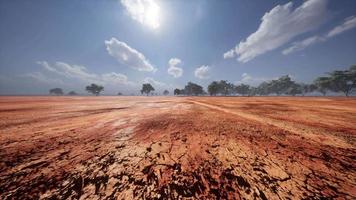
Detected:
[{"left": 0, "top": 0, "right": 356, "bottom": 95}]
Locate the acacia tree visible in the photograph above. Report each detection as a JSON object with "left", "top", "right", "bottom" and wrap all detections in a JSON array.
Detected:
[
  {"left": 49, "top": 88, "right": 64, "bottom": 95},
  {"left": 235, "top": 84, "right": 250, "bottom": 96},
  {"left": 286, "top": 83, "right": 303, "bottom": 96},
  {"left": 163, "top": 90, "right": 169, "bottom": 95},
  {"left": 174, "top": 88, "right": 181, "bottom": 95},
  {"left": 314, "top": 77, "right": 331, "bottom": 96},
  {"left": 86, "top": 83, "right": 104, "bottom": 96},
  {"left": 208, "top": 81, "right": 219, "bottom": 96},
  {"left": 141, "top": 83, "right": 155, "bottom": 96},
  {"left": 218, "top": 80, "right": 234, "bottom": 96},
  {"left": 184, "top": 82, "right": 204, "bottom": 96},
  {"left": 68, "top": 91, "right": 77, "bottom": 96},
  {"left": 327, "top": 66, "right": 356, "bottom": 96}
]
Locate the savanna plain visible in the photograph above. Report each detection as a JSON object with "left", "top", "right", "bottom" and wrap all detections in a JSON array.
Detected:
[{"left": 0, "top": 96, "right": 355, "bottom": 199}]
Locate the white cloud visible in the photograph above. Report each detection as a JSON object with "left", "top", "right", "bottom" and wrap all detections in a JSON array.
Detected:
[
  {"left": 167, "top": 58, "right": 183, "bottom": 78},
  {"left": 223, "top": 49, "right": 235, "bottom": 59},
  {"left": 38, "top": 61, "right": 98, "bottom": 83},
  {"left": 236, "top": 73, "right": 270, "bottom": 86},
  {"left": 101, "top": 72, "right": 129, "bottom": 85},
  {"left": 224, "top": 0, "right": 328, "bottom": 62},
  {"left": 194, "top": 65, "right": 210, "bottom": 79},
  {"left": 283, "top": 15, "right": 356, "bottom": 55},
  {"left": 120, "top": 0, "right": 160, "bottom": 29},
  {"left": 22, "top": 72, "right": 65, "bottom": 85},
  {"left": 37, "top": 61, "right": 133, "bottom": 86},
  {"left": 327, "top": 16, "right": 356, "bottom": 38},
  {"left": 105, "top": 37, "right": 156, "bottom": 72},
  {"left": 282, "top": 36, "right": 322, "bottom": 55},
  {"left": 143, "top": 77, "right": 166, "bottom": 87}
]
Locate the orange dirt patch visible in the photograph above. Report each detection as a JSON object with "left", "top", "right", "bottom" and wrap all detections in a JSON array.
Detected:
[{"left": 0, "top": 96, "right": 355, "bottom": 199}]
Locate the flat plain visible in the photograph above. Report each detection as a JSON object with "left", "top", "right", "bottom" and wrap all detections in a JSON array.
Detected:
[{"left": 0, "top": 96, "right": 355, "bottom": 199}]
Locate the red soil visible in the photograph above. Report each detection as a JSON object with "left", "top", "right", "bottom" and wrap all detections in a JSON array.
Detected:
[{"left": 0, "top": 96, "right": 355, "bottom": 199}]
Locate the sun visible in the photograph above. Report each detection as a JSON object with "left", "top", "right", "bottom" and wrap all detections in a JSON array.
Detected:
[{"left": 144, "top": 0, "right": 160, "bottom": 29}]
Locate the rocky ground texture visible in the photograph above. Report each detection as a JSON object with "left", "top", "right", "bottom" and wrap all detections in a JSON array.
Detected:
[{"left": 0, "top": 96, "right": 355, "bottom": 199}]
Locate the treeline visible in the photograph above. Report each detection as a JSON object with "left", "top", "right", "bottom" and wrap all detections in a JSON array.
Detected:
[{"left": 174, "top": 65, "right": 356, "bottom": 97}]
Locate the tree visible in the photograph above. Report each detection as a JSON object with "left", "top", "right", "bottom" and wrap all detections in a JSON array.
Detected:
[
  {"left": 286, "top": 83, "right": 303, "bottom": 96},
  {"left": 314, "top": 77, "right": 331, "bottom": 96},
  {"left": 163, "top": 90, "right": 169, "bottom": 96},
  {"left": 174, "top": 88, "right": 181, "bottom": 95},
  {"left": 117, "top": 92, "right": 123, "bottom": 96},
  {"left": 299, "top": 83, "right": 313, "bottom": 96},
  {"left": 208, "top": 81, "right": 219, "bottom": 96},
  {"left": 235, "top": 84, "right": 250, "bottom": 96},
  {"left": 68, "top": 91, "right": 77, "bottom": 96},
  {"left": 184, "top": 82, "right": 204, "bottom": 96},
  {"left": 271, "top": 75, "right": 294, "bottom": 95},
  {"left": 141, "top": 83, "right": 155, "bottom": 96},
  {"left": 327, "top": 67, "right": 355, "bottom": 96},
  {"left": 49, "top": 88, "right": 63, "bottom": 95},
  {"left": 218, "top": 80, "right": 234, "bottom": 96},
  {"left": 256, "top": 82, "right": 270, "bottom": 96},
  {"left": 86, "top": 83, "right": 104, "bottom": 96}
]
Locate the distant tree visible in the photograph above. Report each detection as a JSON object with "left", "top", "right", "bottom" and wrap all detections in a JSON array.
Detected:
[
  {"left": 286, "top": 83, "right": 303, "bottom": 96},
  {"left": 208, "top": 81, "right": 219, "bottom": 96},
  {"left": 297, "top": 83, "right": 317, "bottom": 96},
  {"left": 179, "top": 89, "right": 185, "bottom": 95},
  {"left": 184, "top": 82, "right": 204, "bottom": 96},
  {"left": 314, "top": 77, "right": 331, "bottom": 96},
  {"left": 49, "top": 88, "right": 64, "bottom": 95},
  {"left": 308, "top": 84, "right": 318, "bottom": 94},
  {"left": 141, "top": 83, "right": 155, "bottom": 96},
  {"left": 218, "top": 80, "right": 234, "bottom": 96},
  {"left": 327, "top": 66, "right": 356, "bottom": 96},
  {"left": 68, "top": 91, "right": 77, "bottom": 96},
  {"left": 273, "top": 75, "right": 294, "bottom": 95},
  {"left": 86, "top": 83, "right": 104, "bottom": 96},
  {"left": 163, "top": 90, "right": 169, "bottom": 95},
  {"left": 174, "top": 88, "right": 181, "bottom": 95},
  {"left": 235, "top": 84, "right": 250, "bottom": 96},
  {"left": 117, "top": 92, "right": 123, "bottom": 96},
  {"left": 256, "top": 82, "right": 271, "bottom": 96},
  {"left": 248, "top": 86, "right": 258, "bottom": 96}
]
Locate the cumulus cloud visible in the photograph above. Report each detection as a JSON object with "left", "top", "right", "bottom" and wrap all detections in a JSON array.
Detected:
[
  {"left": 120, "top": 0, "right": 160, "bottom": 29},
  {"left": 38, "top": 61, "right": 98, "bottom": 83},
  {"left": 22, "top": 72, "right": 65, "bottom": 85},
  {"left": 236, "top": 73, "right": 273, "bottom": 86},
  {"left": 194, "top": 65, "right": 210, "bottom": 79},
  {"left": 101, "top": 72, "right": 129, "bottom": 85},
  {"left": 105, "top": 37, "right": 156, "bottom": 72},
  {"left": 283, "top": 15, "right": 356, "bottom": 55},
  {"left": 224, "top": 0, "right": 328, "bottom": 62},
  {"left": 167, "top": 58, "right": 183, "bottom": 78},
  {"left": 223, "top": 49, "right": 235, "bottom": 59},
  {"left": 143, "top": 77, "right": 166, "bottom": 87},
  {"left": 37, "top": 61, "right": 132, "bottom": 86}
]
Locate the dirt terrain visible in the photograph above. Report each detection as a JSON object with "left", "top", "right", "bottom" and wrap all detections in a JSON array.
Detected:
[{"left": 0, "top": 96, "right": 355, "bottom": 199}]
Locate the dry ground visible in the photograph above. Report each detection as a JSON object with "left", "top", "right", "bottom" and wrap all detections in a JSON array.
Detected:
[{"left": 0, "top": 96, "right": 355, "bottom": 199}]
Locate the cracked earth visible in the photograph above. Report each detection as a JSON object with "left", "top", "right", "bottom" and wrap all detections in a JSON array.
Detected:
[{"left": 0, "top": 96, "right": 355, "bottom": 199}]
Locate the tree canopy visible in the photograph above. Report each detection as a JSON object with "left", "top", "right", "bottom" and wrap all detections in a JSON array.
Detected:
[
  {"left": 68, "top": 91, "right": 77, "bottom": 96},
  {"left": 86, "top": 84, "right": 104, "bottom": 96},
  {"left": 49, "top": 88, "right": 64, "bottom": 95},
  {"left": 163, "top": 90, "right": 169, "bottom": 96},
  {"left": 141, "top": 83, "right": 155, "bottom": 96},
  {"left": 184, "top": 82, "right": 204, "bottom": 96}
]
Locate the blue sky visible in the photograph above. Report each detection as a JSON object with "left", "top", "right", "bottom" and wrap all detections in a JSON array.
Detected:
[{"left": 0, "top": 0, "right": 356, "bottom": 95}]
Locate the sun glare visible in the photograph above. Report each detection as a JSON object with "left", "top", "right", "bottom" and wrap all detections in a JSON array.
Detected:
[{"left": 144, "top": 1, "right": 160, "bottom": 29}]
